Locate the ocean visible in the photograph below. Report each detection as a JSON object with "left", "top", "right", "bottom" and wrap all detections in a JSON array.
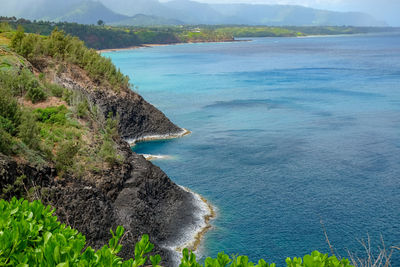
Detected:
[{"left": 104, "top": 33, "right": 400, "bottom": 265}]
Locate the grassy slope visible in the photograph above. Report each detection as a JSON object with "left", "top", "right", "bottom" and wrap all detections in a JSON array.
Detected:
[{"left": 0, "top": 31, "right": 123, "bottom": 188}]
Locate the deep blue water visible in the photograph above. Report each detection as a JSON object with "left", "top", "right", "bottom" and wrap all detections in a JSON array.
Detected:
[{"left": 105, "top": 33, "right": 400, "bottom": 265}]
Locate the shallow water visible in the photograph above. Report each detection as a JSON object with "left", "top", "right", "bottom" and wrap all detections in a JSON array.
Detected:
[{"left": 105, "top": 33, "right": 400, "bottom": 265}]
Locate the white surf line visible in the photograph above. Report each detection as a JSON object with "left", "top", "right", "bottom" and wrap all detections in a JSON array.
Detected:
[
  {"left": 162, "top": 186, "right": 216, "bottom": 266},
  {"left": 127, "top": 128, "right": 191, "bottom": 147},
  {"left": 140, "top": 154, "right": 173, "bottom": 161}
]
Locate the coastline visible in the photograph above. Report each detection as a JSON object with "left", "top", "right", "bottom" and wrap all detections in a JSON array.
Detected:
[
  {"left": 97, "top": 43, "right": 171, "bottom": 53},
  {"left": 126, "top": 128, "right": 215, "bottom": 264},
  {"left": 98, "top": 39, "right": 244, "bottom": 53},
  {"left": 164, "top": 186, "right": 216, "bottom": 265}
]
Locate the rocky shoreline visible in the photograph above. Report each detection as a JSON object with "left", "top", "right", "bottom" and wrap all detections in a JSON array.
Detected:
[
  {"left": 46, "top": 59, "right": 211, "bottom": 265},
  {"left": 0, "top": 54, "right": 212, "bottom": 266}
]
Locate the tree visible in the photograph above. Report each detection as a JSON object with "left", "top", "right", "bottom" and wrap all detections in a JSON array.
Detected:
[
  {"left": 10, "top": 25, "right": 25, "bottom": 51},
  {"left": 97, "top": 19, "right": 104, "bottom": 26}
]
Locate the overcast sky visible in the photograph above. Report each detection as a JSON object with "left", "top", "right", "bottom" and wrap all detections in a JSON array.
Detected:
[{"left": 161, "top": 0, "right": 400, "bottom": 26}]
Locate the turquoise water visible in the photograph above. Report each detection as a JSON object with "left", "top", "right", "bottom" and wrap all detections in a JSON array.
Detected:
[{"left": 105, "top": 33, "right": 400, "bottom": 265}]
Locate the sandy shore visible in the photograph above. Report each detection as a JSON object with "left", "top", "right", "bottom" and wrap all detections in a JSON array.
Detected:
[
  {"left": 97, "top": 44, "right": 174, "bottom": 53},
  {"left": 98, "top": 39, "right": 246, "bottom": 53}
]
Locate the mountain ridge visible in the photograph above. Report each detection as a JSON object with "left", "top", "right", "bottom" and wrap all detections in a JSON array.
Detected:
[{"left": 0, "top": 0, "right": 387, "bottom": 26}]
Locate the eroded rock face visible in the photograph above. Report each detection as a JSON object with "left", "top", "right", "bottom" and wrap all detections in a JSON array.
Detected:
[
  {"left": 0, "top": 61, "right": 195, "bottom": 266},
  {"left": 51, "top": 63, "right": 182, "bottom": 140},
  {"left": 0, "top": 139, "right": 194, "bottom": 266}
]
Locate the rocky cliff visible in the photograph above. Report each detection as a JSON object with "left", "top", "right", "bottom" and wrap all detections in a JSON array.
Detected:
[
  {"left": 0, "top": 56, "right": 198, "bottom": 266},
  {"left": 44, "top": 60, "right": 184, "bottom": 141}
]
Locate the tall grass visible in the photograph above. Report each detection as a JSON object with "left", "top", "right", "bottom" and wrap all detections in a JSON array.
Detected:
[{"left": 321, "top": 220, "right": 399, "bottom": 267}]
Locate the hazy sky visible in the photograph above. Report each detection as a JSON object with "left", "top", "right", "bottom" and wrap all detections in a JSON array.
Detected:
[{"left": 161, "top": 0, "right": 400, "bottom": 26}]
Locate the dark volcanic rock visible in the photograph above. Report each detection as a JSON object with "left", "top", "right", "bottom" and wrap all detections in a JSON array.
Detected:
[
  {"left": 0, "top": 61, "right": 198, "bottom": 266},
  {"left": 0, "top": 144, "right": 196, "bottom": 266},
  {"left": 51, "top": 63, "right": 182, "bottom": 140}
]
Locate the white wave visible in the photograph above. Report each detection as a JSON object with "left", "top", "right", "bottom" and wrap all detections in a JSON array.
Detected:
[
  {"left": 126, "top": 128, "right": 191, "bottom": 147},
  {"left": 162, "top": 186, "right": 216, "bottom": 266},
  {"left": 140, "top": 154, "right": 173, "bottom": 161}
]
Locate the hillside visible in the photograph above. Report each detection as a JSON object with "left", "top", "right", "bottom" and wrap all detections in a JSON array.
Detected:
[
  {"left": 0, "top": 19, "right": 235, "bottom": 49},
  {"left": 111, "top": 14, "right": 185, "bottom": 26},
  {"left": 0, "top": 0, "right": 128, "bottom": 24},
  {"left": 2, "top": 18, "right": 397, "bottom": 52},
  {"left": 0, "top": 26, "right": 198, "bottom": 265},
  {"left": 209, "top": 4, "right": 386, "bottom": 26}
]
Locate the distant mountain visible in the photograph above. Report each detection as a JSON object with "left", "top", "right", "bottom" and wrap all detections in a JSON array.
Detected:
[
  {"left": 101, "top": 0, "right": 386, "bottom": 26},
  {"left": 209, "top": 4, "right": 386, "bottom": 26},
  {"left": 100, "top": 0, "right": 171, "bottom": 18},
  {"left": 160, "top": 1, "right": 386, "bottom": 26},
  {"left": 53, "top": 1, "right": 128, "bottom": 24},
  {"left": 0, "top": 0, "right": 386, "bottom": 26},
  {"left": 111, "top": 14, "right": 185, "bottom": 26},
  {"left": 0, "top": 0, "right": 128, "bottom": 24}
]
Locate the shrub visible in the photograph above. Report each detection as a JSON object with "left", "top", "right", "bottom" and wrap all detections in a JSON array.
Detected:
[
  {"left": 100, "top": 113, "right": 121, "bottom": 166},
  {"left": 10, "top": 25, "right": 24, "bottom": 51},
  {"left": 11, "top": 28, "right": 130, "bottom": 91},
  {"left": 0, "top": 81, "right": 20, "bottom": 128},
  {"left": 0, "top": 115, "right": 16, "bottom": 135},
  {"left": 76, "top": 99, "right": 88, "bottom": 118},
  {"left": 0, "top": 126, "right": 14, "bottom": 154},
  {"left": 286, "top": 251, "right": 352, "bottom": 267},
  {"left": 26, "top": 79, "right": 47, "bottom": 103},
  {"left": 0, "top": 198, "right": 159, "bottom": 266},
  {"left": 62, "top": 88, "right": 74, "bottom": 105},
  {"left": 100, "top": 139, "right": 119, "bottom": 166},
  {"left": 0, "top": 69, "right": 33, "bottom": 97},
  {"left": 47, "top": 83, "right": 64, "bottom": 97},
  {"left": 1, "top": 175, "right": 26, "bottom": 199},
  {"left": 0, "top": 22, "right": 12, "bottom": 33},
  {"left": 55, "top": 140, "right": 80, "bottom": 171},
  {"left": 36, "top": 105, "right": 67, "bottom": 125},
  {"left": 17, "top": 109, "right": 40, "bottom": 150},
  {"left": 105, "top": 112, "right": 119, "bottom": 139}
]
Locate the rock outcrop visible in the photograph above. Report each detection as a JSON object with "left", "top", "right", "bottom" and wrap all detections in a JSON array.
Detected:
[
  {"left": 0, "top": 59, "right": 197, "bottom": 266},
  {"left": 50, "top": 62, "right": 183, "bottom": 140}
]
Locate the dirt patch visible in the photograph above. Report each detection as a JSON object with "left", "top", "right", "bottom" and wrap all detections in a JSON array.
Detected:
[{"left": 20, "top": 96, "right": 68, "bottom": 109}]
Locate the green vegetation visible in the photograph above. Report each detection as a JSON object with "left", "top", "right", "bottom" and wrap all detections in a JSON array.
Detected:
[
  {"left": 0, "top": 198, "right": 159, "bottom": 266},
  {"left": 18, "top": 109, "right": 41, "bottom": 150},
  {"left": 1, "top": 198, "right": 354, "bottom": 267},
  {"left": 100, "top": 113, "right": 122, "bottom": 166},
  {"left": 10, "top": 27, "right": 129, "bottom": 90},
  {"left": 0, "top": 53, "right": 123, "bottom": 178},
  {"left": 212, "top": 25, "right": 397, "bottom": 38},
  {"left": 36, "top": 106, "right": 68, "bottom": 125},
  {"left": 214, "top": 26, "right": 302, "bottom": 38},
  {"left": 0, "top": 18, "right": 233, "bottom": 50},
  {"left": 1, "top": 17, "right": 396, "bottom": 51}
]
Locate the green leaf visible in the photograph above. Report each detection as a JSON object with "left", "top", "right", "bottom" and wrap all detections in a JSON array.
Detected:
[
  {"left": 10, "top": 207, "right": 19, "bottom": 215},
  {"left": 150, "top": 254, "right": 162, "bottom": 267}
]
